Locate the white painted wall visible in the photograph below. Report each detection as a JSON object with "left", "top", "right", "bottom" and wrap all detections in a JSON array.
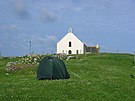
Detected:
[{"left": 57, "top": 29, "right": 85, "bottom": 55}]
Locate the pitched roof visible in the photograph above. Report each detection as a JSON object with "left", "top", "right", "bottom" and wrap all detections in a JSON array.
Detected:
[{"left": 57, "top": 28, "right": 84, "bottom": 44}]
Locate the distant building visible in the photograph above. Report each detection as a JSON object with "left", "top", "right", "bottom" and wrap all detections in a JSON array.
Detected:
[
  {"left": 57, "top": 28, "right": 100, "bottom": 55},
  {"left": 86, "top": 44, "right": 100, "bottom": 53}
]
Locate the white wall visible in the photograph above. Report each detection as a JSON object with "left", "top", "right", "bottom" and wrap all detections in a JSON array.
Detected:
[{"left": 57, "top": 32, "right": 84, "bottom": 55}]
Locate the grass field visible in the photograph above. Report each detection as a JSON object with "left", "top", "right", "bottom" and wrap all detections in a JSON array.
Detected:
[{"left": 0, "top": 53, "right": 135, "bottom": 101}]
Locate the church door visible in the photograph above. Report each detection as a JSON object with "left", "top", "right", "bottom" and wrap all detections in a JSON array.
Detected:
[{"left": 68, "top": 50, "right": 72, "bottom": 54}]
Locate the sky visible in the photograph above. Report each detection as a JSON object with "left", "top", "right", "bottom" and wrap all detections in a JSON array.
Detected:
[{"left": 0, "top": 0, "right": 135, "bottom": 56}]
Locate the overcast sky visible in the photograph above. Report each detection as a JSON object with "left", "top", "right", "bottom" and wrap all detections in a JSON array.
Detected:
[{"left": 0, "top": 0, "right": 135, "bottom": 56}]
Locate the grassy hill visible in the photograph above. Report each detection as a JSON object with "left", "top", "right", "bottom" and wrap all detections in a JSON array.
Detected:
[{"left": 0, "top": 53, "right": 135, "bottom": 101}]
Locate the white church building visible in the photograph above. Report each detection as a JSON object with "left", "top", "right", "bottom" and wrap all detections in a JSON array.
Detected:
[{"left": 57, "top": 28, "right": 99, "bottom": 55}]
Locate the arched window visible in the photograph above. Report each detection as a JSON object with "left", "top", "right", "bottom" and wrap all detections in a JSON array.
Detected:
[{"left": 69, "top": 41, "right": 71, "bottom": 47}]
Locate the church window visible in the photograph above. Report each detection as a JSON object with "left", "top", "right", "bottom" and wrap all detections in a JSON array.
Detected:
[
  {"left": 76, "top": 50, "right": 79, "bottom": 54},
  {"left": 69, "top": 41, "right": 72, "bottom": 47}
]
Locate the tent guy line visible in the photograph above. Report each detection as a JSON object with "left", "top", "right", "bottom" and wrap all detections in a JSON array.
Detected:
[{"left": 68, "top": 69, "right": 81, "bottom": 79}]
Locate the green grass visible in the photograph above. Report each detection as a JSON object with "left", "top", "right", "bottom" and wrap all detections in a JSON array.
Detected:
[{"left": 0, "top": 53, "right": 135, "bottom": 101}]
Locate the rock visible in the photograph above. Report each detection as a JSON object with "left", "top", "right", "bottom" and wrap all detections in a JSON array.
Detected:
[
  {"left": 6, "top": 62, "right": 16, "bottom": 67},
  {"left": 5, "top": 62, "right": 19, "bottom": 72},
  {"left": 56, "top": 53, "right": 67, "bottom": 60}
]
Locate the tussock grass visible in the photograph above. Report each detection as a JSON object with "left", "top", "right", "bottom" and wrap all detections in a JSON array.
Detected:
[{"left": 0, "top": 53, "right": 135, "bottom": 101}]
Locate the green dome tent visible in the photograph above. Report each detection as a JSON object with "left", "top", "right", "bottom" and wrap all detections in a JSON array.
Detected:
[{"left": 37, "top": 56, "right": 70, "bottom": 80}]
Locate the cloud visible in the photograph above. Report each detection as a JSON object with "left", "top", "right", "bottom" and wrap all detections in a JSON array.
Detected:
[
  {"left": 73, "top": 7, "right": 83, "bottom": 12},
  {"left": 0, "top": 24, "right": 22, "bottom": 33},
  {"left": 40, "top": 10, "right": 56, "bottom": 23},
  {"left": 0, "top": 43, "right": 2, "bottom": 48},
  {"left": 0, "top": 24, "right": 28, "bottom": 52},
  {"left": 12, "top": 0, "right": 30, "bottom": 19},
  {"left": 28, "top": 34, "right": 57, "bottom": 53},
  {"left": 0, "top": 23, "right": 58, "bottom": 55},
  {"left": 12, "top": 0, "right": 57, "bottom": 22},
  {"left": 30, "top": 34, "right": 57, "bottom": 47}
]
